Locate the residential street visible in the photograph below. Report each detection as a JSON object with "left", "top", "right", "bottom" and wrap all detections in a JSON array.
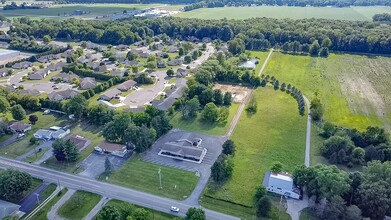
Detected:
[{"left": 0, "top": 157, "right": 239, "bottom": 220}]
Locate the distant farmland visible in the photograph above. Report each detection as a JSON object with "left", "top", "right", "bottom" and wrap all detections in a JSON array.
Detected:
[{"left": 175, "top": 6, "right": 391, "bottom": 21}]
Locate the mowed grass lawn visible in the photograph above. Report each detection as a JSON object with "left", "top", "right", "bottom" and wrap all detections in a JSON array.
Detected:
[
  {"left": 0, "top": 112, "right": 68, "bottom": 159},
  {"left": 175, "top": 6, "right": 391, "bottom": 21},
  {"left": 263, "top": 52, "right": 391, "bottom": 131},
  {"left": 58, "top": 190, "right": 101, "bottom": 220},
  {"left": 107, "top": 156, "right": 199, "bottom": 200},
  {"left": 170, "top": 103, "right": 239, "bottom": 136},
  {"left": 97, "top": 199, "right": 176, "bottom": 220},
  {"left": 204, "top": 87, "right": 306, "bottom": 208}
]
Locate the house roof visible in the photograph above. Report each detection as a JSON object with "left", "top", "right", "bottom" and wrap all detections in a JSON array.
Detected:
[
  {"left": 79, "top": 77, "right": 96, "bottom": 89},
  {"left": 68, "top": 134, "right": 88, "bottom": 150},
  {"left": 153, "top": 78, "right": 187, "bottom": 111},
  {"left": 98, "top": 141, "right": 125, "bottom": 152},
  {"left": 34, "top": 129, "right": 53, "bottom": 139},
  {"left": 52, "top": 72, "right": 79, "bottom": 82},
  {"left": 161, "top": 142, "right": 204, "bottom": 158},
  {"left": 17, "top": 89, "right": 41, "bottom": 96},
  {"left": 12, "top": 61, "right": 32, "bottom": 69},
  {"left": 100, "top": 88, "right": 121, "bottom": 100},
  {"left": 48, "top": 89, "right": 79, "bottom": 101},
  {"left": 117, "top": 80, "right": 136, "bottom": 90},
  {"left": 0, "top": 199, "right": 20, "bottom": 219},
  {"left": 9, "top": 121, "right": 31, "bottom": 131}
]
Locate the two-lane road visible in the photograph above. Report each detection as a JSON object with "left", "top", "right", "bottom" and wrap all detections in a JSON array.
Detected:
[{"left": 0, "top": 157, "right": 239, "bottom": 220}]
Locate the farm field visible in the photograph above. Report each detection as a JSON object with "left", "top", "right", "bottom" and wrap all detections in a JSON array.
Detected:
[
  {"left": 107, "top": 155, "right": 199, "bottom": 200},
  {"left": 203, "top": 87, "right": 306, "bottom": 214},
  {"left": 170, "top": 103, "right": 239, "bottom": 136},
  {"left": 58, "top": 190, "right": 101, "bottom": 219},
  {"left": 96, "top": 199, "right": 176, "bottom": 220},
  {"left": 263, "top": 52, "right": 391, "bottom": 131},
  {"left": 175, "top": 6, "right": 391, "bottom": 21},
  {"left": 1, "top": 3, "right": 161, "bottom": 18}
]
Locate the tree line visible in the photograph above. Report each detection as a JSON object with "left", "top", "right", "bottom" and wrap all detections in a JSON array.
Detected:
[
  {"left": 294, "top": 161, "right": 391, "bottom": 220},
  {"left": 9, "top": 16, "right": 391, "bottom": 55},
  {"left": 373, "top": 13, "right": 391, "bottom": 22}
]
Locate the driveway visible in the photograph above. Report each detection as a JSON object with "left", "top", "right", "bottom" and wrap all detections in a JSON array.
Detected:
[
  {"left": 79, "top": 152, "right": 129, "bottom": 178},
  {"left": 0, "top": 134, "right": 18, "bottom": 148},
  {"left": 16, "top": 140, "right": 53, "bottom": 161},
  {"left": 19, "top": 182, "right": 49, "bottom": 213}
]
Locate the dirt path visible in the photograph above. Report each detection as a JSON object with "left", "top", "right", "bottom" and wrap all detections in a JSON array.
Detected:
[
  {"left": 224, "top": 48, "right": 274, "bottom": 137},
  {"left": 47, "top": 189, "right": 76, "bottom": 220},
  {"left": 303, "top": 96, "right": 311, "bottom": 167}
]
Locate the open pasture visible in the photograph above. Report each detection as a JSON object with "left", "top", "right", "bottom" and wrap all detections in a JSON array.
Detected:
[{"left": 175, "top": 6, "right": 391, "bottom": 21}]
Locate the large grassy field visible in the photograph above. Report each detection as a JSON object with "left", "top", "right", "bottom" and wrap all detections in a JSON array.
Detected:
[
  {"left": 58, "top": 190, "right": 102, "bottom": 220},
  {"left": 263, "top": 52, "right": 391, "bottom": 131},
  {"left": 170, "top": 103, "right": 239, "bottom": 136},
  {"left": 107, "top": 155, "right": 199, "bottom": 200},
  {"left": 203, "top": 87, "right": 306, "bottom": 217},
  {"left": 95, "top": 199, "right": 176, "bottom": 220},
  {"left": 1, "top": 3, "right": 161, "bottom": 18},
  {"left": 176, "top": 6, "right": 391, "bottom": 21}
]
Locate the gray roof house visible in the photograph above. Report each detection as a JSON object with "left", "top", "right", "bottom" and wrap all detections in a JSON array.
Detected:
[
  {"left": 79, "top": 77, "right": 96, "bottom": 90},
  {"left": 167, "top": 58, "right": 183, "bottom": 66},
  {"left": 152, "top": 78, "right": 187, "bottom": 111},
  {"left": 48, "top": 89, "right": 79, "bottom": 101},
  {"left": 17, "top": 89, "right": 41, "bottom": 96},
  {"left": 99, "top": 88, "right": 121, "bottom": 101},
  {"left": 34, "top": 126, "right": 70, "bottom": 140},
  {"left": 51, "top": 72, "right": 79, "bottom": 83},
  {"left": 0, "top": 67, "right": 10, "bottom": 77},
  {"left": 47, "top": 62, "right": 67, "bottom": 71},
  {"left": 0, "top": 199, "right": 20, "bottom": 219},
  {"left": 117, "top": 80, "right": 137, "bottom": 91},
  {"left": 61, "top": 49, "right": 74, "bottom": 58},
  {"left": 158, "top": 136, "right": 206, "bottom": 163},
  {"left": 29, "top": 69, "right": 50, "bottom": 80},
  {"left": 12, "top": 61, "right": 33, "bottom": 69},
  {"left": 8, "top": 121, "right": 32, "bottom": 133},
  {"left": 176, "top": 68, "right": 189, "bottom": 77},
  {"left": 37, "top": 54, "right": 58, "bottom": 63}
]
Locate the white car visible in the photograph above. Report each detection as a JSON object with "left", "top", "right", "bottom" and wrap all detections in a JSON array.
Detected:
[{"left": 170, "top": 206, "right": 179, "bottom": 212}]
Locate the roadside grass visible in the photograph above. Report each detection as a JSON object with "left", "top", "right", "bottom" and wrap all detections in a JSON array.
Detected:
[
  {"left": 95, "top": 199, "right": 177, "bottom": 220},
  {"left": 0, "top": 112, "right": 68, "bottom": 158},
  {"left": 170, "top": 103, "right": 239, "bottom": 136},
  {"left": 23, "top": 147, "right": 50, "bottom": 163},
  {"left": 58, "top": 190, "right": 101, "bottom": 220},
  {"left": 0, "top": 134, "right": 13, "bottom": 144},
  {"left": 204, "top": 87, "right": 306, "bottom": 207},
  {"left": 175, "top": 6, "right": 391, "bottom": 21},
  {"left": 106, "top": 155, "right": 199, "bottom": 200},
  {"left": 30, "top": 188, "right": 68, "bottom": 220},
  {"left": 42, "top": 123, "right": 104, "bottom": 173},
  {"left": 263, "top": 52, "right": 388, "bottom": 130}
]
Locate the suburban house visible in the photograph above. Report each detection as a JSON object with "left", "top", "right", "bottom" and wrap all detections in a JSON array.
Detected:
[
  {"left": 51, "top": 72, "right": 79, "bottom": 83},
  {"left": 0, "top": 199, "right": 21, "bottom": 219},
  {"left": 8, "top": 121, "right": 32, "bottom": 133},
  {"left": 263, "top": 171, "right": 301, "bottom": 199},
  {"left": 0, "top": 68, "right": 9, "bottom": 77},
  {"left": 116, "top": 44, "right": 128, "bottom": 51},
  {"left": 167, "top": 58, "right": 183, "bottom": 66},
  {"left": 139, "top": 51, "right": 150, "bottom": 58},
  {"left": 176, "top": 68, "right": 189, "bottom": 77},
  {"left": 37, "top": 54, "right": 58, "bottom": 63},
  {"left": 33, "top": 126, "right": 70, "bottom": 141},
  {"left": 168, "top": 47, "right": 178, "bottom": 53},
  {"left": 157, "top": 61, "right": 166, "bottom": 68},
  {"left": 94, "top": 141, "right": 128, "bottom": 157},
  {"left": 48, "top": 89, "right": 79, "bottom": 101},
  {"left": 68, "top": 134, "right": 90, "bottom": 151},
  {"left": 109, "top": 69, "right": 125, "bottom": 77},
  {"left": 152, "top": 78, "right": 187, "bottom": 111},
  {"left": 47, "top": 62, "right": 67, "bottom": 71},
  {"left": 28, "top": 69, "right": 50, "bottom": 80},
  {"left": 12, "top": 61, "right": 33, "bottom": 69},
  {"left": 158, "top": 136, "right": 207, "bottom": 163},
  {"left": 61, "top": 49, "right": 74, "bottom": 58},
  {"left": 79, "top": 77, "right": 96, "bottom": 90},
  {"left": 99, "top": 88, "right": 121, "bottom": 101},
  {"left": 117, "top": 80, "right": 137, "bottom": 91},
  {"left": 123, "top": 60, "right": 142, "bottom": 67}
]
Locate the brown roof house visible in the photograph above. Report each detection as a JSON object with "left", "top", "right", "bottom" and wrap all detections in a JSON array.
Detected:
[
  {"left": 29, "top": 69, "right": 50, "bottom": 80},
  {"left": 8, "top": 121, "right": 32, "bottom": 133},
  {"left": 94, "top": 141, "right": 128, "bottom": 157},
  {"left": 48, "top": 89, "right": 79, "bottom": 101},
  {"left": 99, "top": 88, "right": 121, "bottom": 101},
  {"left": 68, "top": 134, "right": 90, "bottom": 151},
  {"left": 117, "top": 80, "right": 136, "bottom": 91},
  {"left": 79, "top": 77, "right": 96, "bottom": 90}
]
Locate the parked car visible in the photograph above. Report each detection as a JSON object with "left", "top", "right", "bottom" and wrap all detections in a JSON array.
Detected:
[
  {"left": 17, "top": 133, "right": 25, "bottom": 139},
  {"left": 170, "top": 206, "right": 179, "bottom": 212},
  {"left": 43, "top": 109, "right": 51, "bottom": 114}
]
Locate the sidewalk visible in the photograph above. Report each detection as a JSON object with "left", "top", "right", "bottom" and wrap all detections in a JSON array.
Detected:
[{"left": 47, "top": 189, "right": 76, "bottom": 220}]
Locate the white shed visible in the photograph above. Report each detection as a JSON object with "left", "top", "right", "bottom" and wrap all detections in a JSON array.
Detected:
[{"left": 263, "top": 171, "right": 301, "bottom": 199}]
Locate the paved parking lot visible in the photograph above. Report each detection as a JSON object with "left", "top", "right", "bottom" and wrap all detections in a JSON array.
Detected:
[
  {"left": 143, "top": 129, "right": 225, "bottom": 174},
  {"left": 79, "top": 152, "right": 130, "bottom": 178}
]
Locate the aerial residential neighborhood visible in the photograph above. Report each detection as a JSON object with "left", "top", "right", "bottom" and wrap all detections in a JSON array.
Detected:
[{"left": 0, "top": 1, "right": 390, "bottom": 220}]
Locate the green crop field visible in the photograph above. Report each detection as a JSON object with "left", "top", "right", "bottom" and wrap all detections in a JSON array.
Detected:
[
  {"left": 203, "top": 87, "right": 306, "bottom": 216},
  {"left": 58, "top": 190, "right": 102, "bottom": 220},
  {"left": 1, "top": 3, "right": 161, "bottom": 18},
  {"left": 107, "top": 155, "right": 199, "bottom": 200},
  {"left": 263, "top": 52, "right": 391, "bottom": 131},
  {"left": 175, "top": 6, "right": 391, "bottom": 21}
]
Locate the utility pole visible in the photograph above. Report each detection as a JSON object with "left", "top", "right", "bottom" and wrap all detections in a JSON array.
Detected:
[
  {"left": 158, "top": 167, "right": 162, "bottom": 189},
  {"left": 35, "top": 193, "right": 40, "bottom": 205}
]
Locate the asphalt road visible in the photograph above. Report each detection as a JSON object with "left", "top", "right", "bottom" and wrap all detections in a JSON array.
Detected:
[{"left": 0, "top": 157, "right": 239, "bottom": 220}]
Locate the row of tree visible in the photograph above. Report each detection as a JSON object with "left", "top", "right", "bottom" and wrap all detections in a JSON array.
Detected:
[
  {"left": 9, "top": 16, "right": 391, "bottom": 54},
  {"left": 293, "top": 161, "right": 391, "bottom": 219},
  {"left": 9, "top": 38, "right": 53, "bottom": 53},
  {"left": 373, "top": 13, "right": 391, "bottom": 22}
]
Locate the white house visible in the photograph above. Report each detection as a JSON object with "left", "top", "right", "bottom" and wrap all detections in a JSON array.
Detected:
[
  {"left": 33, "top": 126, "right": 70, "bottom": 141},
  {"left": 263, "top": 171, "right": 301, "bottom": 199}
]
